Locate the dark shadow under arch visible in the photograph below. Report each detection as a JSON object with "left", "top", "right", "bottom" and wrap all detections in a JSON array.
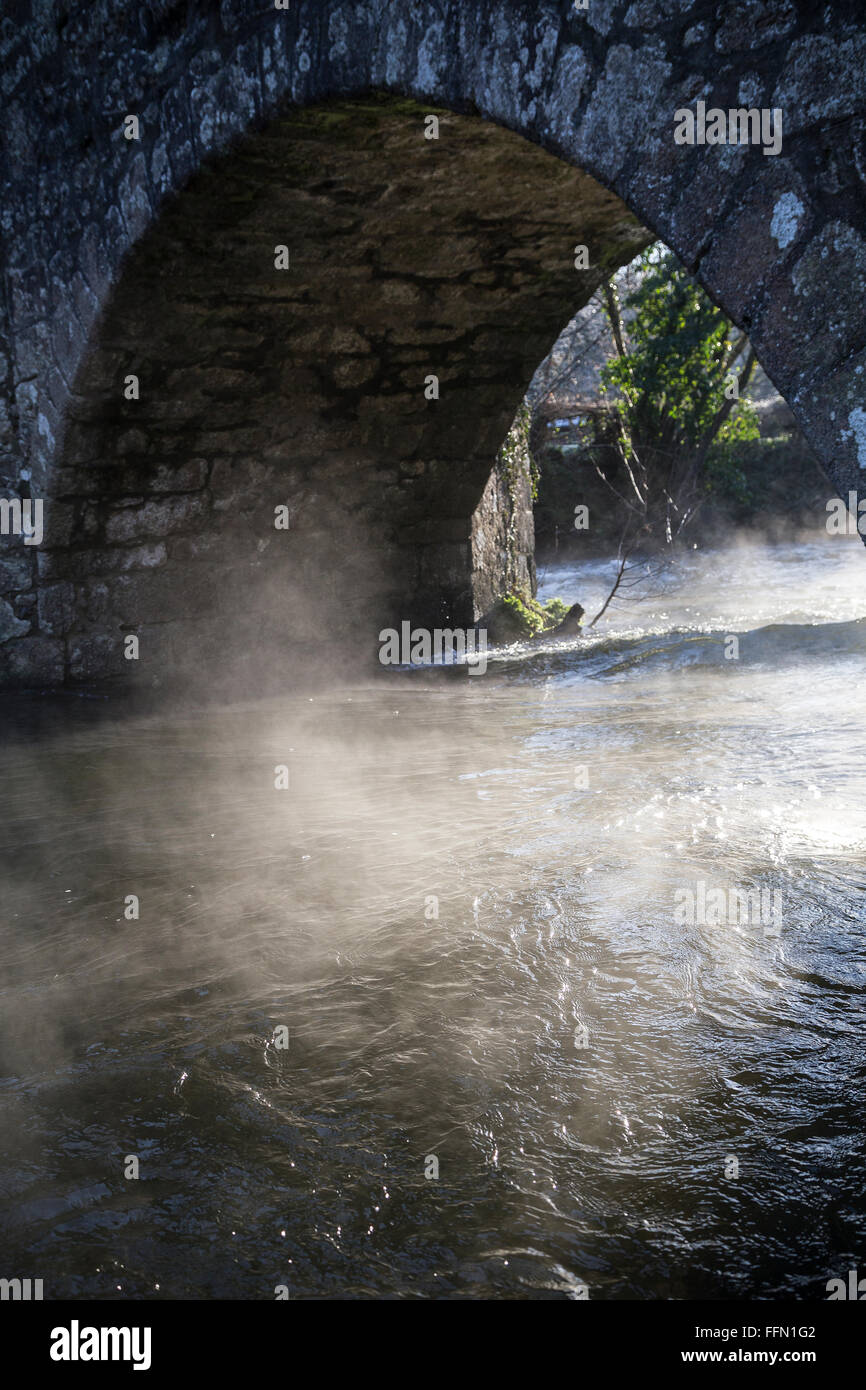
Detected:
[{"left": 51, "top": 93, "right": 651, "bottom": 689}]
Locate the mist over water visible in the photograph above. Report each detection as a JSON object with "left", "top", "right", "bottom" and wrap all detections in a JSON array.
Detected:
[{"left": 1, "top": 534, "right": 866, "bottom": 1299}]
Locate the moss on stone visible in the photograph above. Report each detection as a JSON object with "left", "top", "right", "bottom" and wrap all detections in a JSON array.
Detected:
[
  {"left": 541, "top": 597, "right": 569, "bottom": 626},
  {"left": 483, "top": 590, "right": 570, "bottom": 641}
]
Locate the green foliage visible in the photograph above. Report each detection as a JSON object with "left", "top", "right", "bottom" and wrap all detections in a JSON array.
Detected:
[
  {"left": 705, "top": 432, "right": 824, "bottom": 521},
  {"left": 530, "top": 244, "right": 784, "bottom": 554},
  {"left": 500, "top": 592, "right": 547, "bottom": 636},
  {"left": 594, "top": 246, "right": 759, "bottom": 536},
  {"left": 489, "top": 591, "right": 568, "bottom": 640},
  {"left": 541, "top": 597, "right": 569, "bottom": 625},
  {"left": 601, "top": 247, "right": 738, "bottom": 448},
  {"left": 704, "top": 406, "right": 760, "bottom": 504}
]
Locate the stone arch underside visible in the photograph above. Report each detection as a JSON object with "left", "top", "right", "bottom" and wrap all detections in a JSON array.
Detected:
[
  {"left": 2, "top": 0, "right": 866, "bottom": 686},
  {"left": 46, "top": 96, "right": 648, "bottom": 687}
]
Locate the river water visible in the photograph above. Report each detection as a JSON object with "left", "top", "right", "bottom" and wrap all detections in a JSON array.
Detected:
[{"left": 1, "top": 533, "right": 865, "bottom": 1299}]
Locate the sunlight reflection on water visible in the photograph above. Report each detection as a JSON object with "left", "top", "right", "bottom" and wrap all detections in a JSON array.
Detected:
[{"left": 0, "top": 535, "right": 865, "bottom": 1299}]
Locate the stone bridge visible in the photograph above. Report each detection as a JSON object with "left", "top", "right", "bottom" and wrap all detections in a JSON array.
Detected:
[{"left": 1, "top": 0, "right": 865, "bottom": 688}]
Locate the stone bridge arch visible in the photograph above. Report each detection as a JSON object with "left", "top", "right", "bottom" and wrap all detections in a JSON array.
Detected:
[{"left": 1, "top": 0, "right": 865, "bottom": 685}]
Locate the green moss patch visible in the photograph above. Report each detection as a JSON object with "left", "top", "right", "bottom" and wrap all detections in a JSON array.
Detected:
[{"left": 483, "top": 591, "right": 570, "bottom": 642}]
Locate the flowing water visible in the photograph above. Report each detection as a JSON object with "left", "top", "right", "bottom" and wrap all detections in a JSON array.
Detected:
[{"left": 1, "top": 533, "right": 865, "bottom": 1300}]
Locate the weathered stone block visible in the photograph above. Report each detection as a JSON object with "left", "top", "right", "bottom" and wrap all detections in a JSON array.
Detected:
[
  {"left": 1, "top": 635, "right": 63, "bottom": 684},
  {"left": 37, "top": 581, "right": 75, "bottom": 636},
  {"left": 0, "top": 551, "right": 32, "bottom": 594},
  {"left": 0, "top": 595, "right": 30, "bottom": 641},
  {"left": 105, "top": 494, "right": 207, "bottom": 543}
]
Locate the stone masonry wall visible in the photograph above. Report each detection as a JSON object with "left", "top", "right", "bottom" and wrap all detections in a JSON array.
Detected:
[
  {"left": 1, "top": 1, "right": 866, "bottom": 685},
  {"left": 23, "top": 96, "right": 645, "bottom": 687}
]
